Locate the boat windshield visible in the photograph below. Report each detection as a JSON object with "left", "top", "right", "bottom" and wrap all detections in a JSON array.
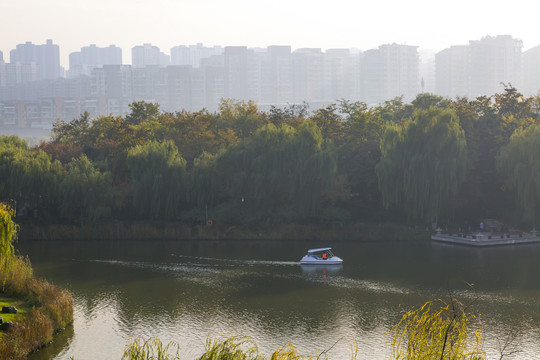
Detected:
[{"left": 308, "top": 250, "right": 335, "bottom": 259}]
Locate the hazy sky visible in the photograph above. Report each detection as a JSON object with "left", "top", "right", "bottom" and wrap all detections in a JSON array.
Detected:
[{"left": 2, "top": 0, "right": 538, "bottom": 67}]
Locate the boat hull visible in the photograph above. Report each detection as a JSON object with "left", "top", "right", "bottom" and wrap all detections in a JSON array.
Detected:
[{"left": 300, "top": 256, "right": 343, "bottom": 265}]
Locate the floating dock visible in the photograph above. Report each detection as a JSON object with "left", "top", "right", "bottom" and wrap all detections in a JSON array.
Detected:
[{"left": 431, "top": 231, "right": 540, "bottom": 247}]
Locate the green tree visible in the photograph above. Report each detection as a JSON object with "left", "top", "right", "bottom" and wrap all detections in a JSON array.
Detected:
[
  {"left": 497, "top": 123, "right": 540, "bottom": 226},
  {"left": 337, "top": 101, "right": 386, "bottom": 216},
  {"left": 127, "top": 140, "right": 187, "bottom": 219},
  {"left": 207, "top": 122, "right": 337, "bottom": 223},
  {"left": 411, "top": 93, "right": 452, "bottom": 110},
  {"left": 376, "top": 107, "right": 468, "bottom": 222},
  {"left": 125, "top": 101, "right": 161, "bottom": 125},
  {"left": 218, "top": 99, "right": 265, "bottom": 139},
  {"left": 0, "top": 136, "right": 63, "bottom": 218},
  {"left": 51, "top": 111, "right": 91, "bottom": 147},
  {"left": 59, "top": 155, "right": 117, "bottom": 225},
  {"left": 310, "top": 104, "right": 345, "bottom": 145}
]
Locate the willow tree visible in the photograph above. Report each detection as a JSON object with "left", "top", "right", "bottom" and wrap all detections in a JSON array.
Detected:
[
  {"left": 206, "top": 122, "right": 337, "bottom": 223},
  {"left": 127, "top": 140, "right": 187, "bottom": 220},
  {"left": 59, "top": 155, "right": 117, "bottom": 225},
  {"left": 497, "top": 123, "right": 540, "bottom": 226},
  {"left": 376, "top": 107, "right": 468, "bottom": 222},
  {"left": 0, "top": 203, "right": 18, "bottom": 288},
  {"left": 0, "top": 135, "right": 63, "bottom": 218}
]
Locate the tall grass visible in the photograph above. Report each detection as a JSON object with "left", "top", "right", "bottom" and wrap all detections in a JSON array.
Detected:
[
  {"left": 122, "top": 338, "right": 181, "bottom": 360},
  {"left": 122, "top": 336, "right": 357, "bottom": 360},
  {"left": 0, "top": 307, "right": 54, "bottom": 359},
  {"left": 197, "top": 336, "right": 263, "bottom": 360},
  {"left": 0, "top": 254, "right": 74, "bottom": 359}
]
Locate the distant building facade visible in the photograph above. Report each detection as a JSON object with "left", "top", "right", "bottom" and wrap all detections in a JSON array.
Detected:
[
  {"left": 524, "top": 45, "right": 540, "bottom": 96},
  {"left": 132, "top": 43, "right": 169, "bottom": 68},
  {"left": 435, "top": 46, "right": 469, "bottom": 98},
  {"left": 2, "top": 35, "right": 539, "bottom": 131},
  {"left": 8, "top": 40, "right": 61, "bottom": 81},
  {"left": 468, "top": 35, "right": 522, "bottom": 97},
  {"left": 68, "top": 44, "right": 122, "bottom": 78},
  {"left": 436, "top": 35, "right": 523, "bottom": 99}
]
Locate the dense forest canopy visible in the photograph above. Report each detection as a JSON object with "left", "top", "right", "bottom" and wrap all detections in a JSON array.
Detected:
[{"left": 2, "top": 87, "right": 540, "bottom": 230}]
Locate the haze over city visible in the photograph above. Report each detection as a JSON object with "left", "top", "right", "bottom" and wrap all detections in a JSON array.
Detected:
[{"left": 2, "top": 0, "right": 540, "bottom": 66}]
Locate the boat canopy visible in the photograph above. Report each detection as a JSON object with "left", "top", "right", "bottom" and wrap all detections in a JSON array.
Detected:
[{"left": 307, "top": 247, "right": 332, "bottom": 253}]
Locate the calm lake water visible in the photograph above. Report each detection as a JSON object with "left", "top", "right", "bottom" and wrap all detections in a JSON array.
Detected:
[{"left": 16, "top": 238, "right": 540, "bottom": 360}]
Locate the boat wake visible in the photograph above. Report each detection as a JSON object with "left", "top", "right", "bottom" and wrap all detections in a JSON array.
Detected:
[
  {"left": 85, "top": 259, "right": 529, "bottom": 306},
  {"left": 170, "top": 254, "right": 300, "bottom": 266}
]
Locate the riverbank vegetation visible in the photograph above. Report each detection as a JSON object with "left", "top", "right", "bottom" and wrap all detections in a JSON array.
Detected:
[
  {"left": 121, "top": 298, "right": 491, "bottom": 360},
  {"left": 123, "top": 335, "right": 356, "bottom": 360},
  {"left": 2, "top": 86, "right": 540, "bottom": 237},
  {"left": 0, "top": 203, "right": 73, "bottom": 359}
]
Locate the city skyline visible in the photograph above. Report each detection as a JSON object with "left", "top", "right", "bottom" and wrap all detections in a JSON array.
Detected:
[
  {"left": 3, "top": 35, "right": 537, "bottom": 134},
  {"left": 2, "top": 0, "right": 539, "bottom": 67}
]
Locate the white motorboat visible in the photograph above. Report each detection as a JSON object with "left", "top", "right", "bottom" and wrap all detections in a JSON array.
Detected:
[{"left": 300, "top": 247, "right": 343, "bottom": 265}]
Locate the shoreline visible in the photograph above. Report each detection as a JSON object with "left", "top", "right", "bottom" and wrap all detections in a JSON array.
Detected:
[{"left": 16, "top": 220, "right": 431, "bottom": 242}]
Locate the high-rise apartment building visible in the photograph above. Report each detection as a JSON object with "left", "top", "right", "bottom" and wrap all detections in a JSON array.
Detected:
[
  {"left": 132, "top": 44, "right": 169, "bottom": 68},
  {"left": 201, "top": 55, "right": 225, "bottom": 111},
  {"left": 91, "top": 65, "right": 132, "bottom": 100},
  {"left": 266, "top": 46, "right": 292, "bottom": 104},
  {"left": 435, "top": 35, "right": 523, "bottom": 99},
  {"left": 379, "top": 44, "right": 419, "bottom": 102},
  {"left": 524, "top": 45, "right": 540, "bottom": 96},
  {"left": 224, "top": 46, "right": 249, "bottom": 100},
  {"left": 69, "top": 44, "right": 122, "bottom": 77},
  {"left": 170, "top": 43, "right": 222, "bottom": 68},
  {"left": 359, "top": 49, "right": 383, "bottom": 104},
  {"left": 9, "top": 40, "right": 61, "bottom": 81},
  {"left": 132, "top": 65, "right": 167, "bottom": 104},
  {"left": 324, "top": 49, "right": 355, "bottom": 101},
  {"left": 167, "top": 66, "right": 192, "bottom": 111},
  {"left": 468, "top": 35, "right": 522, "bottom": 97},
  {"left": 359, "top": 44, "right": 419, "bottom": 104},
  {"left": 435, "top": 45, "right": 469, "bottom": 98},
  {"left": 292, "top": 48, "right": 324, "bottom": 103}
]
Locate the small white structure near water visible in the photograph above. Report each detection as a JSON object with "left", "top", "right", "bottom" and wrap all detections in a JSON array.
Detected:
[{"left": 432, "top": 228, "right": 540, "bottom": 247}]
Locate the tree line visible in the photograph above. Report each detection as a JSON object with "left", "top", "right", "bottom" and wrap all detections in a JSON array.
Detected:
[{"left": 1, "top": 86, "right": 540, "bottom": 230}]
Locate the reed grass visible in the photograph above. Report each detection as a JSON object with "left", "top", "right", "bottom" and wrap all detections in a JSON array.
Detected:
[
  {"left": 197, "top": 336, "right": 263, "bottom": 360},
  {"left": 122, "top": 338, "right": 181, "bottom": 360},
  {"left": 122, "top": 336, "right": 358, "bottom": 360}
]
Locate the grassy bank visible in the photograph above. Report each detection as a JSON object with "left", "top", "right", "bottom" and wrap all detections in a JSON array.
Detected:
[
  {"left": 1, "top": 203, "right": 73, "bottom": 359},
  {"left": 0, "top": 254, "right": 73, "bottom": 358},
  {"left": 17, "top": 220, "right": 430, "bottom": 242}
]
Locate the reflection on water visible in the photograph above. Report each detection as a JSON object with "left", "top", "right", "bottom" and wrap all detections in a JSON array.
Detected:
[
  {"left": 20, "top": 239, "right": 540, "bottom": 359},
  {"left": 300, "top": 264, "right": 343, "bottom": 277}
]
